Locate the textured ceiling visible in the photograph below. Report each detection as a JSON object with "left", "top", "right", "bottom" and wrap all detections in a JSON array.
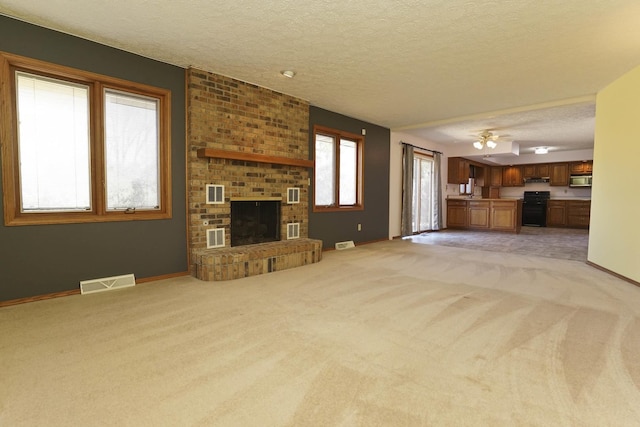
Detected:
[{"left": 2, "top": 0, "right": 640, "bottom": 154}]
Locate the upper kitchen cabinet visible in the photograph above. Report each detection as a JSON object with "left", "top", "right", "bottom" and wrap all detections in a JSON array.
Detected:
[
  {"left": 523, "top": 163, "right": 549, "bottom": 178},
  {"left": 489, "top": 167, "right": 503, "bottom": 187},
  {"left": 502, "top": 166, "right": 524, "bottom": 187},
  {"left": 448, "top": 157, "right": 470, "bottom": 184},
  {"left": 472, "top": 165, "right": 486, "bottom": 187},
  {"left": 549, "top": 162, "right": 569, "bottom": 186},
  {"left": 569, "top": 161, "right": 593, "bottom": 175}
]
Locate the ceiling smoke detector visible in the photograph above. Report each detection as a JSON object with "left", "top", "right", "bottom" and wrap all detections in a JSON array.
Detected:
[{"left": 280, "top": 70, "right": 296, "bottom": 78}]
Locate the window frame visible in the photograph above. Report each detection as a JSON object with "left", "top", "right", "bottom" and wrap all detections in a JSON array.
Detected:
[
  {"left": 313, "top": 125, "right": 364, "bottom": 212},
  {"left": 0, "top": 52, "right": 172, "bottom": 226}
]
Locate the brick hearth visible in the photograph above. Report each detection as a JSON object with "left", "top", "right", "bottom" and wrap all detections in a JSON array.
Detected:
[{"left": 194, "top": 238, "right": 322, "bottom": 281}]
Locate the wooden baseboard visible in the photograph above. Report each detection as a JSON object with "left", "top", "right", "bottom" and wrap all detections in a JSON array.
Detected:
[
  {"left": 0, "top": 271, "right": 191, "bottom": 308},
  {"left": 0, "top": 289, "right": 81, "bottom": 308},
  {"left": 586, "top": 261, "right": 639, "bottom": 287},
  {"left": 136, "top": 271, "right": 190, "bottom": 283}
]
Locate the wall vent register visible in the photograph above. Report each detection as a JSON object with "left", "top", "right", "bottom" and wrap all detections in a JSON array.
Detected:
[
  {"left": 207, "top": 228, "right": 225, "bottom": 248},
  {"left": 206, "top": 184, "right": 225, "bottom": 204},
  {"left": 287, "top": 187, "right": 300, "bottom": 204},
  {"left": 80, "top": 273, "right": 136, "bottom": 295},
  {"left": 287, "top": 223, "right": 300, "bottom": 239}
]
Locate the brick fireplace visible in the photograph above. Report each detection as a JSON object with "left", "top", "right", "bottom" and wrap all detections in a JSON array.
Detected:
[{"left": 187, "top": 68, "right": 321, "bottom": 280}]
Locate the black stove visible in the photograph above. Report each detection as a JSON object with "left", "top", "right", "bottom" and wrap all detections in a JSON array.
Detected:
[{"left": 522, "top": 191, "right": 550, "bottom": 227}]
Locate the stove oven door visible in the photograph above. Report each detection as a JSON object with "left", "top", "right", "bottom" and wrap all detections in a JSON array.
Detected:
[{"left": 522, "top": 200, "right": 547, "bottom": 227}]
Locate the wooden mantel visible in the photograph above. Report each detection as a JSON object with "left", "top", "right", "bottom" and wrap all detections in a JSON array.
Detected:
[{"left": 197, "top": 148, "right": 314, "bottom": 168}]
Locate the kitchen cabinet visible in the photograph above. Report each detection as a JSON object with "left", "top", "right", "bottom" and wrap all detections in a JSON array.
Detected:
[
  {"left": 490, "top": 201, "right": 521, "bottom": 232},
  {"left": 549, "top": 163, "right": 569, "bottom": 186},
  {"left": 489, "top": 167, "right": 503, "bottom": 187},
  {"left": 502, "top": 166, "right": 524, "bottom": 187},
  {"left": 447, "top": 200, "right": 468, "bottom": 227},
  {"left": 482, "top": 186, "right": 500, "bottom": 199},
  {"left": 567, "top": 200, "right": 591, "bottom": 228},
  {"left": 468, "top": 200, "right": 490, "bottom": 229},
  {"left": 474, "top": 166, "right": 487, "bottom": 187},
  {"left": 523, "top": 163, "right": 549, "bottom": 178},
  {"left": 448, "top": 157, "right": 470, "bottom": 184},
  {"left": 446, "top": 199, "right": 522, "bottom": 233},
  {"left": 546, "top": 199, "right": 590, "bottom": 228},
  {"left": 546, "top": 200, "right": 567, "bottom": 227},
  {"left": 569, "top": 161, "right": 593, "bottom": 175}
]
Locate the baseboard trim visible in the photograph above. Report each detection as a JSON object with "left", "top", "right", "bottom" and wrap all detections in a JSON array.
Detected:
[
  {"left": 0, "top": 289, "right": 81, "bottom": 308},
  {"left": 586, "top": 261, "right": 639, "bottom": 287},
  {"left": 136, "top": 271, "right": 190, "bottom": 284},
  {"left": 0, "top": 271, "right": 190, "bottom": 308}
]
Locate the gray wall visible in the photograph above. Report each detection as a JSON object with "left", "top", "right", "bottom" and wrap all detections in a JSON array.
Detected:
[
  {"left": 0, "top": 16, "right": 187, "bottom": 301},
  {"left": 308, "top": 107, "right": 390, "bottom": 248}
]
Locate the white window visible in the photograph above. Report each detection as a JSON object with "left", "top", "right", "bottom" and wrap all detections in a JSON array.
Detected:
[
  {"left": 16, "top": 72, "right": 92, "bottom": 212},
  {"left": 1, "top": 52, "right": 171, "bottom": 225},
  {"left": 313, "top": 126, "right": 363, "bottom": 211},
  {"left": 104, "top": 89, "right": 160, "bottom": 210}
]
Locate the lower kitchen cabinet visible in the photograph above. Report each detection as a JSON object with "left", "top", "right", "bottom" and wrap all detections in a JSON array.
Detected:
[
  {"left": 447, "top": 199, "right": 522, "bottom": 233},
  {"left": 468, "top": 201, "right": 490, "bottom": 229},
  {"left": 546, "top": 200, "right": 567, "bottom": 227},
  {"left": 546, "top": 200, "right": 590, "bottom": 228},
  {"left": 491, "top": 201, "right": 521, "bottom": 231},
  {"left": 567, "top": 200, "right": 591, "bottom": 228},
  {"left": 447, "top": 200, "right": 468, "bottom": 227}
]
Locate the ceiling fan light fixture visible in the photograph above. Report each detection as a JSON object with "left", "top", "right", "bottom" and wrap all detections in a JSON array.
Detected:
[
  {"left": 534, "top": 147, "right": 549, "bottom": 154},
  {"left": 473, "top": 131, "right": 498, "bottom": 150}
]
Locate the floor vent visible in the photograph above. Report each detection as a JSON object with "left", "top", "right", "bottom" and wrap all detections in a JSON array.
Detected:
[
  {"left": 80, "top": 274, "right": 136, "bottom": 295},
  {"left": 335, "top": 240, "right": 355, "bottom": 250}
]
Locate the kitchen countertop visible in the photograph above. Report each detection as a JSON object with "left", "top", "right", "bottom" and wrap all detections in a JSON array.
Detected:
[{"left": 447, "top": 196, "right": 522, "bottom": 200}]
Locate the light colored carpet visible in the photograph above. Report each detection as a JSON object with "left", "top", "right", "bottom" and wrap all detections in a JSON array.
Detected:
[{"left": 2, "top": 239, "right": 640, "bottom": 426}]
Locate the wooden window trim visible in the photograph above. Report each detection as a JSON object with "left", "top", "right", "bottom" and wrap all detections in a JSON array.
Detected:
[
  {"left": 313, "top": 125, "right": 364, "bottom": 213},
  {"left": 0, "top": 52, "right": 171, "bottom": 226}
]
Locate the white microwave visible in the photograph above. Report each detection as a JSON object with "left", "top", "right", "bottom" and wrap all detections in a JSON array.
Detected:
[{"left": 569, "top": 175, "right": 592, "bottom": 187}]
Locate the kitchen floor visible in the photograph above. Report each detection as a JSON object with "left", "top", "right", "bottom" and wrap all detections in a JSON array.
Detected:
[{"left": 408, "top": 226, "right": 589, "bottom": 262}]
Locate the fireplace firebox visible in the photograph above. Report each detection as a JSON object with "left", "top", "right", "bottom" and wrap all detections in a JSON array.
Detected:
[{"left": 231, "top": 200, "right": 281, "bottom": 247}]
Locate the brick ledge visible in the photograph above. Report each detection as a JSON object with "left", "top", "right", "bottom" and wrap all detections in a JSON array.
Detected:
[{"left": 193, "top": 238, "right": 322, "bottom": 281}]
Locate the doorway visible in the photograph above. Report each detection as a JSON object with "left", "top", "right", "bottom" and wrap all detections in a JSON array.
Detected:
[{"left": 411, "top": 154, "right": 435, "bottom": 233}]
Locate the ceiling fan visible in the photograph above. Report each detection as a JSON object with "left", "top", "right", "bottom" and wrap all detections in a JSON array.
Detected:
[{"left": 473, "top": 130, "right": 504, "bottom": 150}]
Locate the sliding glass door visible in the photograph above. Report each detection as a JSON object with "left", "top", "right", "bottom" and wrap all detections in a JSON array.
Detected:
[{"left": 411, "top": 154, "right": 434, "bottom": 233}]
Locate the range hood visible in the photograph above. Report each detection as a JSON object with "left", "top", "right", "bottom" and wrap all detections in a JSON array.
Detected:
[{"left": 524, "top": 177, "right": 550, "bottom": 183}]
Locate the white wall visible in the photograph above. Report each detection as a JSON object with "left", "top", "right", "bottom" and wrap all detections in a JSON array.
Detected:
[
  {"left": 588, "top": 64, "right": 640, "bottom": 283},
  {"left": 499, "top": 184, "right": 591, "bottom": 199},
  {"left": 388, "top": 132, "right": 448, "bottom": 239}
]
